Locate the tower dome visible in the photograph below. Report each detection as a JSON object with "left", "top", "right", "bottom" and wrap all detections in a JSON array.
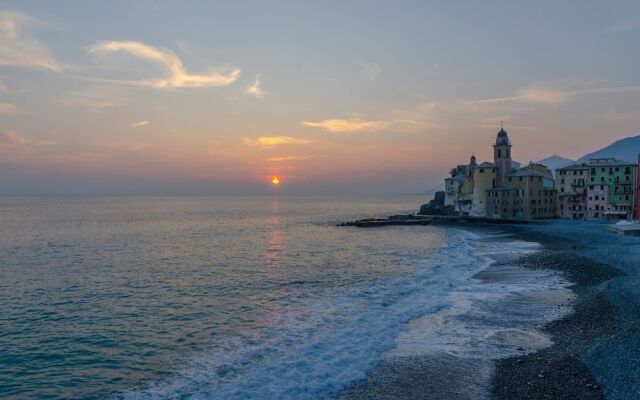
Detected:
[{"left": 496, "top": 127, "right": 509, "bottom": 145}]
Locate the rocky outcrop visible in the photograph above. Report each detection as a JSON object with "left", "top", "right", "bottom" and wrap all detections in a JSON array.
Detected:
[{"left": 418, "top": 191, "right": 454, "bottom": 216}]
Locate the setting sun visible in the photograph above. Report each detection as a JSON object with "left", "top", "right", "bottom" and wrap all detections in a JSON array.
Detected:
[{"left": 271, "top": 176, "right": 280, "bottom": 185}]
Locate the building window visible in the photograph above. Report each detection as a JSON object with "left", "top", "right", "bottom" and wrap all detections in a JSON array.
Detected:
[{"left": 480, "top": 168, "right": 484, "bottom": 173}]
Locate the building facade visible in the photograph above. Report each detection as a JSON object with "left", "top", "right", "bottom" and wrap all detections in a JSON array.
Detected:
[
  {"left": 556, "top": 163, "right": 589, "bottom": 219},
  {"left": 586, "top": 158, "right": 636, "bottom": 219},
  {"left": 635, "top": 154, "right": 640, "bottom": 219},
  {"left": 486, "top": 163, "right": 557, "bottom": 219},
  {"left": 470, "top": 161, "right": 497, "bottom": 216},
  {"left": 587, "top": 184, "right": 610, "bottom": 219},
  {"left": 444, "top": 128, "right": 557, "bottom": 220}
]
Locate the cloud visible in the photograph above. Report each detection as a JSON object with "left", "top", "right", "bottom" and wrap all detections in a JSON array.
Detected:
[
  {"left": 0, "top": 102, "right": 15, "bottom": 113},
  {"left": 243, "top": 136, "right": 313, "bottom": 146},
  {"left": 480, "top": 115, "right": 510, "bottom": 125},
  {"left": 0, "top": 11, "right": 62, "bottom": 71},
  {"left": 88, "top": 40, "right": 241, "bottom": 89},
  {"left": 58, "top": 86, "right": 128, "bottom": 110},
  {"left": 357, "top": 62, "right": 381, "bottom": 80},
  {"left": 96, "top": 141, "right": 152, "bottom": 151},
  {"left": 0, "top": 130, "right": 55, "bottom": 147},
  {"left": 605, "top": 19, "right": 640, "bottom": 33},
  {"left": 130, "top": 120, "right": 150, "bottom": 128},
  {"left": 301, "top": 118, "right": 390, "bottom": 133},
  {"left": 388, "top": 102, "right": 441, "bottom": 132},
  {"left": 469, "top": 84, "right": 640, "bottom": 105},
  {"left": 246, "top": 75, "right": 265, "bottom": 99},
  {"left": 266, "top": 155, "right": 313, "bottom": 162}
]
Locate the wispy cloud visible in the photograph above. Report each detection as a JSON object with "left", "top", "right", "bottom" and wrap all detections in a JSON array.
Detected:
[
  {"left": 0, "top": 130, "right": 55, "bottom": 147},
  {"left": 58, "top": 86, "right": 128, "bottom": 110},
  {"left": 480, "top": 115, "right": 510, "bottom": 125},
  {"left": 0, "top": 11, "right": 62, "bottom": 71},
  {"left": 130, "top": 120, "right": 150, "bottom": 128},
  {"left": 389, "top": 102, "right": 440, "bottom": 132},
  {"left": 243, "top": 136, "right": 313, "bottom": 146},
  {"left": 96, "top": 141, "right": 152, "bottom": 151},
  {"left": 469, "top": 84, "right": 640, "bottom": 105},
  {"left": 266, "top": 155, "right": 313, "bottom": 162},
  {"left": 605, "top": 19, "right": 640, "bottom": 33},
  {"left": 357, "top": 62, "right": 381, "bottom": 80},
  {"left": 88, "top": 40, "right": 241, "bottom": 89},
  {"left": 246, "top": 75, "right": 265, "bottom": 99},
  {"left": 473, "top": 116, "right": 539, "bottom": 131},
  {"left": 0, "top": 102, "right": 15, "bottom": 113},
  {"left": 301, "top": 118, "right": 390, "bottom": 133}
]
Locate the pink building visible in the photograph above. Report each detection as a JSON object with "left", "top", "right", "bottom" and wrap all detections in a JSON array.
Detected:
[
  {"left": 559, "top": 194, "right": 587, "bottom": 219},
  {"left": 587, "top": 184, "right": 611, "bottom": 219}
]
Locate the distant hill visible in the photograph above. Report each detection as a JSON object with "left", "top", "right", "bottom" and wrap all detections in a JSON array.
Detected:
[
  {"left": 425, "top": 182, "right": 445, "bottom": 195},
  {"left": 578, "top": 135, "right": 640, "bottom": 163},
  {"left": 537, "top": 155, "right": 575, "bottom": 171}
]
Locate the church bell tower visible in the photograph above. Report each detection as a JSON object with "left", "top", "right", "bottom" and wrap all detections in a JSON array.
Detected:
[{"left": 493, "top": 123, "right": 512, "bottom": 187}]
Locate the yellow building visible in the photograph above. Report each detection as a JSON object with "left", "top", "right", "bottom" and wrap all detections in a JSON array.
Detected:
[{"left": 443, "top": 127, "right": 557, "bottom": 220}]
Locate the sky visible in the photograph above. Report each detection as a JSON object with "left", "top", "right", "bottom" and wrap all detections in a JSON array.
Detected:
[{"left": 1, "top": 0, "right": 640, "bottom": 195}]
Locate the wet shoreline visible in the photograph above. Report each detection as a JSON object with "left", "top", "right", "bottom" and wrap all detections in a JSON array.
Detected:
[
  {"left": 491, "top": 227, "right": 624, "bottom": 400},
  {"left": 333, "top": 223, "right": 625, "bottom": 399}
]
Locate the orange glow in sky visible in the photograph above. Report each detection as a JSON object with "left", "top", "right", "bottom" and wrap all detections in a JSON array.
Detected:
[{"left": 271, "top": 176, "right": 280, "bottom": 185}]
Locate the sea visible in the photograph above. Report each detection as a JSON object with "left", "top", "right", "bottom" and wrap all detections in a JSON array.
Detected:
[{"left": 0, "top": 196, "right": 574, "bottom": 399}]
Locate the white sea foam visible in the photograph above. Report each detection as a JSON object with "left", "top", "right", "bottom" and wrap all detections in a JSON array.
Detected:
[
  {"left": 385, "top": 232, "right": 575, "bottom": 399},
  {"left": 116, "top": 229, "right": 572, "bottom": 400}
]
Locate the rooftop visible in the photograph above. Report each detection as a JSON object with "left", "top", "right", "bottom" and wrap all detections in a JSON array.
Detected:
[
  {"left": 557, "top": 163, "right": 589, "bottom": 171},
  {"left": 508, "top": 170, "right": 546, "bottom": 177},
  {"left": 589, "top": 158, "right": 636, "bottom": 166}
]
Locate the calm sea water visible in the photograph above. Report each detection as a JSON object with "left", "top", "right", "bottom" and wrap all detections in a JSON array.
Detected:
[{"left": 1, "top": 195, "right": 494, "bottom": 399}]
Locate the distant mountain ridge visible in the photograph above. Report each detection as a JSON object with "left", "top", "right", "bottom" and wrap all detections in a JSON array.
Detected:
[
  {"left": 537, "top": 134, "right": 640, "bottom": 169},
  {"left": 537, "top": 155, "right": 575, "bottom": 171},
  {"left": 578, "top": 135, "right": 640, "bottom": 163}
]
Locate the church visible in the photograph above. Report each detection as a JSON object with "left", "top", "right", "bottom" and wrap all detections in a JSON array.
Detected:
[{"left": 444, "top": 127, "right": 558, "bottom": 220}]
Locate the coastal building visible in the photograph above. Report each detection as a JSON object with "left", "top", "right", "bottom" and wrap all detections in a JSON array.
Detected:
[
  {"left": 556, "top": 163, "right": 589, "bottom": 219},
  {"left": 444, "top": 159, "right": 475, "bottom": 213},
  {"left": 470, "top": 161, "right": 497, "bottom": 216},
  {"left": 586, "top": 158, "right": 636, "bottom": 220},
  {"left": 486, "top": 162, "right": 557, "bottom": 219},
  {"left": 635, "top": 154, "right": 640, "bottom": 219},
  {"left": 444, "top": 127, "right": 557, "bottom": 220},
  {"left": 586, "top": 184, "right": 610, "bottom": 219}
]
